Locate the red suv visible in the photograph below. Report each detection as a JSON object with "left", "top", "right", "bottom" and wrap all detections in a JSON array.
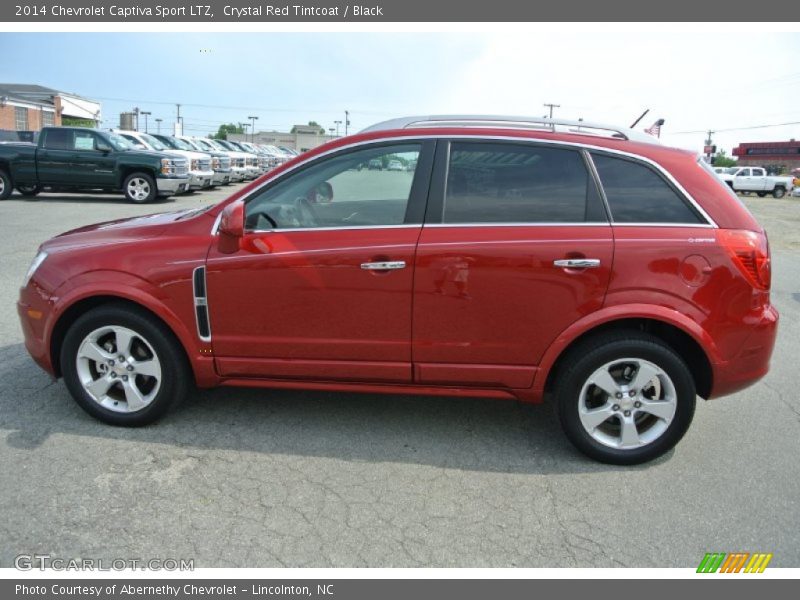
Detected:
[{"left": 17, "top": 116, "right": 778, "bottom": 464}]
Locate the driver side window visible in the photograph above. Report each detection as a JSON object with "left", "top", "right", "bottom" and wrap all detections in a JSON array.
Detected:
[{"left": 245, "top": 143, "right": 422, "bottom": 231}]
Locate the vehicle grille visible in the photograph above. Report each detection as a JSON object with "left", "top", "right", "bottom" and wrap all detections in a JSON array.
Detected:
[
  {"left": 234, "top": 157, "right": 246, "bottom": 168},
  {"left": 218, "top": 156, "right": 232, "bottom": 170},
  {"left": 173, "top": 159, "right": 189, "bottom": 176},
  {"left": 247, "top": 157, "right": 258, "bottom": 167},
  {"left": 198, "top": 158, "right": 212, "bottom": 171}
]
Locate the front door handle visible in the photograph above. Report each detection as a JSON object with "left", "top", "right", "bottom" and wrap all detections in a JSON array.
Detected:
[
  {"left": 361, "top": 261, "right": 406, "bottom": 270},
  {"left": 553, "top": 258, "right": 601, "bottom": 269}
]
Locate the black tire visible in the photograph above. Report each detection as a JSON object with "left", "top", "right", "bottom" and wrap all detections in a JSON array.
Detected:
[
  {"left": 554, "top": 331, "right": 696, "bottom": 465},
  {"left": 123, "top": 172, "right": 157, "bottom": 204},
  {"left": 16, "top": 183, "right": 41, "bottom": 197},
  {"left": 773, "top": 187, "right": 786, "bottom": 199},
  {"left": 0, "top": 170, "right": 12, "bottom": 200},
  {"left": 757, "top": 192, "right": 767, "bottom": 198},
  {"left": 60, "top": 303, "right": 190, "bottom": 426}
]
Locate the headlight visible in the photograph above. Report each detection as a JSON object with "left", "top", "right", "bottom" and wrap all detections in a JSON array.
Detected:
[
  {"left": 161, "top": 158, "right": 175, "bottom": 175},
  {"left": 212, "top": 157, "right": 221, "bottom": 169},
  {"left": 23, "top": 250, "right": 47, "bottom": 288},
  {"left": 191, "top": 159, "right": 199, "bottom": 170}
]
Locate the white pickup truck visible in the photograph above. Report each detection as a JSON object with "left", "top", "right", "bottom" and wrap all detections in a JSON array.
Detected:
[{"left": 717, "top": 166, "right": 794, "bottom": 198}]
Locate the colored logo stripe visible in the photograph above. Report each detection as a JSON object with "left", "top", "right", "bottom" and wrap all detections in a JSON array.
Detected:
[{"left": 697, "top": 552, "right": 772, "bottom": 573}]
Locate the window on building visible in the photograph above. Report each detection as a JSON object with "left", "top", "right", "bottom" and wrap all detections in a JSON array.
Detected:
[
  {"left": 41, "top": 111, "right": 55, "bottom": 127},
  {"left": 14, "top": 107, "right": 29, "bottom": 131},
  {"left": 591, "top": 153, "right": 704, "bottom": 224}
]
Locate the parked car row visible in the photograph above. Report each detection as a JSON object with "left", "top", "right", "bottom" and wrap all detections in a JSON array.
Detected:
[{"left": 0, "top": 126, "right": 299, "bottom": 203}]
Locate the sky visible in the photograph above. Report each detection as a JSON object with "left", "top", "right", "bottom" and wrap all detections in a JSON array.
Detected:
[{"left": 1, "top": 31, "right": 799, "bottom": 155}]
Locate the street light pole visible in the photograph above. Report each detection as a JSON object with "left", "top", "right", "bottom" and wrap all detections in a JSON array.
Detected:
[
  {"left": 140, "top": 111, "right": 151, "bottom": 133},
  {"left": 345, "top": 110, "right": 350, "bottom": 136},
  {"left": 248, "top": 115, "right": 258, "bottom": 143},
  {"left": 334, "top": 120, "right": 342, "bottom": 137},
  {"left": 155, "top": 118, "right": 162, "bottom": 134}
]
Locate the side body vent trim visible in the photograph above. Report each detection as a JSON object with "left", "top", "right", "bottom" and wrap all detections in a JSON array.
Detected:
[{"left": 193, "top": 266, "right": 212, "bottom": 342}]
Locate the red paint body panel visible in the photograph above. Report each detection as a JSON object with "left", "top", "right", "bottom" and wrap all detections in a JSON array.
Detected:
[{"left": 17, "top": 124, "right": 778, "bottom": 410}]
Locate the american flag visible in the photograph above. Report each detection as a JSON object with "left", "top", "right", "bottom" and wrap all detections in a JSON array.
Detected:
[{"left": 644, "top": 119, "right": 665, "bottom": 138}]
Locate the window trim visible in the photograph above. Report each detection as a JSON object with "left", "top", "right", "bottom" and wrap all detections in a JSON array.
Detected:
[
  {"left": 587, "top": 150, "right": 709, "bottom": 226},
  {"left": 431, "top": 139, "right": 609, "bottom": 226},
  {"left": 241, "top": 139, "right": 436, "bottom": 234},
  {"left": 212, "top": 134, "right": 718, "bottom": 234}
]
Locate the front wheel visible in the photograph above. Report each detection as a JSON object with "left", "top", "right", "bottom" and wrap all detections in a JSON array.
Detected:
[
  {"left": 60, "top": 303, "right": 190, "bottom": 426},
  {"left": 123, "top": 172, "right": 157, "bottom": 203},
  {"left": 555, "top": 332, "right": 696, "bottom": 465},
  {"left": 16, "top": 183, "right": 41, "bottom": 197},
  {"left": 773, "top": 187, "right": 786, "bottom": 199}
]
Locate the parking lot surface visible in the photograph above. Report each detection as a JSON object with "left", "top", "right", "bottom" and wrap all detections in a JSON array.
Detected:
[{"left": 1, "top": 187, "right": 799, "bottom": 567}]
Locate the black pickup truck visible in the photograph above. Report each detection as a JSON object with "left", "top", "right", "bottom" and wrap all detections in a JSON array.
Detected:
[{"left": 0, "top": 127, "right": 191, "bottom": 203}]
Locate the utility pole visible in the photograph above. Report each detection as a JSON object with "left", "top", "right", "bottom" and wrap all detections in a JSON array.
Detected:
[
  {"left": 176, "top": 103, "right": 182, "bottom": 136},
  {"left": 704, "top": 130, "right": 716, "bottom": 164},
  {"left": 155, "top": 118, "right": 162, "bottom": 134},
  {"left": 141, "top": 111, "right": 151, "bottom": 133},
  {"left": 132, "top": 107, "right": 140, "bottom": 131},
  {"left": 543, "top": 103, "right": 560, "bottom": 119},
  {"left": 345, "top": 110, "right": 350, "bottom": 135},
  {"left": 248, "top": 115, "right": 258, "bottom": 143},
  {"left": 334, "top": 120, "right": 342, "bottom": 136}
]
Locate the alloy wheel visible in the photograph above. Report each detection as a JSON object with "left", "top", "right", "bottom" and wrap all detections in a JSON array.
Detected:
[{"left": 126, "top": 178, "right": 151, "bottom": 202}]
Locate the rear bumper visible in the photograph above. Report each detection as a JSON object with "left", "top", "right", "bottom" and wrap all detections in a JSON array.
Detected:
[
  {"left": 709, "top": 304, "right": 779, "bottom": 398},
  {"left": 156, "top": 176, "right": 190, "bottom": 196}
]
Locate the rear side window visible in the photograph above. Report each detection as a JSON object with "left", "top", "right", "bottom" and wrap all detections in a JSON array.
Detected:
[
  {"left": 42, "top": 128, "right": 70, "bottom": 150},
  {"left": 444, "top": 142, "right": 605, "bottom": 224},
  {"left": 591, "top": 153, "right": 704, "bottom": 224}
]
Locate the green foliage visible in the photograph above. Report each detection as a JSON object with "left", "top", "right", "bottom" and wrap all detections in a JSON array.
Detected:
[
  {"left": 211, "top": 123, "right": 245, "bottom": 140},
  {"left": 712, "top": 150, "right": 737, "bottom": 167}
]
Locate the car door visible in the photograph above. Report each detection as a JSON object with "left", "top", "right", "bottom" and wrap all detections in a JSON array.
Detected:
[
  {"left": 205, "top": 140, "right": 435, "bottom": 383},
  {"left": 36, "top": 128, "right": 78, "bottom": 185},
  {"left": 735, "top": 168, "right": 755, "bottom": 191},
  {"left": 71, "top": 130, "right": 117, "bottom": 187},
  {"left": 750, "top": 167, "right": 768, "bottom": 191},
  {"left": 412, "top": 140, "right": 613, "bottom": 389}
]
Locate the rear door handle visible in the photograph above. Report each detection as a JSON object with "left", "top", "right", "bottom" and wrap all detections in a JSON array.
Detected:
[
  {"left": 553, "top": 258, "right": 601, "bottom": 269},
  {"left": 361, "top": 261, "right": 406, "bottom": 270}
]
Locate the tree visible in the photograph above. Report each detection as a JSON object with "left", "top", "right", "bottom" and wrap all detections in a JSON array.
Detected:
[
  {"left": 211, "top": 123, "right": 245, "bottom": 140},
  {"left": 712, "top": 149, "right": 737, "bottom": 167}
]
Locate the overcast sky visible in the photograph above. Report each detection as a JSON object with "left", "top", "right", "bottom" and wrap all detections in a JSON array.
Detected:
[{"left": 1, "top": 32, "right": 798, "bottom": 155}]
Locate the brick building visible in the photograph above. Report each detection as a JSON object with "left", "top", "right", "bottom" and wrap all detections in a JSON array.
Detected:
[
  {"left": 732, "top": 140, "right": 800, "bottom": 173},
  {"left": 0, "top": 84, "right": 101, "bottom": 141}
]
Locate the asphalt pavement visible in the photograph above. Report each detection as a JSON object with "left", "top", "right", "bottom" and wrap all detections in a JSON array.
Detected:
[{"left": 0, "top": 186, "right": 798, "bottom": 568}]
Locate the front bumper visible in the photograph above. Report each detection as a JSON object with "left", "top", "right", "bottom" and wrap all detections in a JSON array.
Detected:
[
  {"left": 189, "top": 170, "right": 215, "bottom": 190},
  {"left": 230, "top": 167, "right": 247, "bottom": 182},
  {"left": 212, "top": 170, "right": 232, "bottom": 185},
  {"left": 156, "top": 176, "right": 190, "bottom": 196}
]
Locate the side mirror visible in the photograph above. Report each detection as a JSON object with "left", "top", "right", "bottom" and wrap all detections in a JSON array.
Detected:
[
  {"left": 96, "top": 141, "right": 113, "bottom": 153},
  {"left": 218, "top": 200, "right": 244, "bottom": 254}
]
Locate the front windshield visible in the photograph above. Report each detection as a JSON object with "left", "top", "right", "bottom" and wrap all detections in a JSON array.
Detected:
[
  {"left": 106, "top": 133, "right": 134, "bottom": 151},
  {"left": 140, "top": 133, "right": 167, "bottom": 151},
  {"left": 170, "top": 137, "right": 194, "bottom": 151}
]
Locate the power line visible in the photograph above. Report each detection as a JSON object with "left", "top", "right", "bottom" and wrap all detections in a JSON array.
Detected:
[{"left": 671, "top": 120, "right": 800, "bottom": 135}]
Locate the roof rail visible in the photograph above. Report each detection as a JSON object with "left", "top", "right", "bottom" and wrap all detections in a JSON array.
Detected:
[{"left": 361, "top": 115, "right": 658, "bottom": 144}]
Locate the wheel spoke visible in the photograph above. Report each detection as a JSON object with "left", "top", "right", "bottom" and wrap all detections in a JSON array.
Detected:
[
  {"left": 114, "top": 328, "right": 135, "bottom": 356},
  {"left": 631, "top": 361, "right": 659, "bottom": 392},
  {"left": 122, "top": 381, "right": 147, "bottom": 411},
  {"left": 619, "top": 415, "right": 641, "bottom": 447},
  {"left": 78, "top": 340, "right": 113, "bottom": 364},
  {"left": 638, "top": 398, "right": 675, "bottom": 421},
  {"left": 134, "top": 358, "right": 160, "bottom": 379},
  {"left": 579, "top": 403, "right": 615, "bottom": 430},
  {"left": 85, "top": 376, "right": 114, "bottom": 399},
  {"left": 588, "top": 368, "right": 620, "bottom": 398}
]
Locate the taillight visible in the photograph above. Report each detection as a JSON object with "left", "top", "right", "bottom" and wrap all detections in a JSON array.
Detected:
[{"left": 718, "top": 229, "right": 771, "bottom": 291}]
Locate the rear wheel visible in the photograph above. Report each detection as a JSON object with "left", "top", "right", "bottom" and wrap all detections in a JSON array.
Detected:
[
  {"left": 16, "top": 183, "right": 41, "bottom": 197},
  {"left": 60, "top": 303, "right": 190, "bottom": 426},
  {"left": 0, "top": 170, "right": 11, "bottom": 200},
  {"left": 773, "top": 187, "right": 786, "bottom": 199},
  {"left": 555, "top": 331, "right": 696, "bottom": 465},
  {"left": 123, "top": 172, "right": 157, "bottom": 204}
]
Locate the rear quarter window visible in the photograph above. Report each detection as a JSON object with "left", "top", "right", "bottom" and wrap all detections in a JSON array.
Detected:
[
  {"left": 591, "top": 153, "right": 704, "bottom": 224},
  {"left": 42, "top": 128, "right": 71, "bottom": 150}
]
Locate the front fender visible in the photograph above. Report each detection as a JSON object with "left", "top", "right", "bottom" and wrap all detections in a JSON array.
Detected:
[{"left": 47, "top": 270, "right": 217, "bottom": 387}]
